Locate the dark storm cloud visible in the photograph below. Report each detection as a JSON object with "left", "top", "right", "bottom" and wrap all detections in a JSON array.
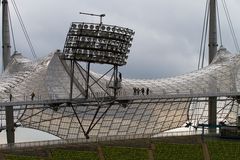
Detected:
[{"left": 2, "top": 0, "right": 240, "bottom": 78}]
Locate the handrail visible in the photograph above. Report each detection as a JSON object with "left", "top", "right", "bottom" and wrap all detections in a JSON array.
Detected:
[
  {"left": 0, "top": 130, "right": 203, "bottom": 150},
  {"left": 1, "top": 89, "right": 240, "bottom": 107}
]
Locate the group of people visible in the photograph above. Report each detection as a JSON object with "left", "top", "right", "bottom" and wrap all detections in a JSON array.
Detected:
[
  {"left": 133, "top": 87, "right": 150, "bottom": 95},
  {"left": 9, "top": 92, "right": 35, "bottom": 102}
]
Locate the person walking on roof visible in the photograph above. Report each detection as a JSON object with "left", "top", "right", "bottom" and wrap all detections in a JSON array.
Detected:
[
  {"left": 9, "top": 93, "right": 12, "bottom": 102},
  {"left": 146, "top": 88, "right": 149, "bottom": 95},
  {"left": 31, "top": 92, "right": 35, "bottom": 101},
  {"left": 141, "top": 88, "right": 145, "bottom": 95},
  {"left": 119, "top": 72, "right": 122, "bottom": 82}
]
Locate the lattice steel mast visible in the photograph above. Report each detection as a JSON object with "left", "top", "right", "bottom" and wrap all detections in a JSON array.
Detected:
[{"left": 208, "top": 0, "right": 218, "bottom": 133}]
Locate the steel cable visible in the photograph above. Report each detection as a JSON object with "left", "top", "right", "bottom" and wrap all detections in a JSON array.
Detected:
[
  {"left": 221, "top": 0, "right": 240, "bottom": 53},
  {"left": 10, "top": 0, "right": 37, "bottom": 59},
  {"left": 216, "top": 0, "right": 223, "bottom": 47},
  {"left": 198, "top": 0, "right": 209, "bottom": 69},
  {"left": 8, "top": 7, "right": 16, "bottom": 52}
]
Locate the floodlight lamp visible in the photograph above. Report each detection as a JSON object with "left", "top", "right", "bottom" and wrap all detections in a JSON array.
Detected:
[
  {"left": 90, "top": 25, "right": 94, "bottom": 30},
  {"left": 78, "top": 24, "right": 83, "bottom": 29},
  {"left": 73, "top": 36, "right": 78, "bottom": 41},
  {"left": 93, "top": 38, "right": 97, "bottom": 42},
  {"left": 116, "top": 28, "right": 120, "bottom": 33},
  {"left": 72, "top": 24, "right": 77, "bottom": 29},
  {"left": 64, "top": 22, "right": 134, "bottom": 66},
  {"left": 101, "top": 26, "right": 105, "bottom": 30}
]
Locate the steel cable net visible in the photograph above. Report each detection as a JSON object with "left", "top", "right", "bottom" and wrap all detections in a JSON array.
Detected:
[{"left": 0, "top": 47, "right": 240, "bottom": 138}]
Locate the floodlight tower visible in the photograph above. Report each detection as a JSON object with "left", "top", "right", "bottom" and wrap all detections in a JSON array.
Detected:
[
  {"left": 62, "top": 13, "right": 134, "bottom": 138},
  {"left": 63, "top": 13, "right": 134, "bottom": 100},
  {"left": 208, "top": 0, "right": 218, "bottom": 134}
]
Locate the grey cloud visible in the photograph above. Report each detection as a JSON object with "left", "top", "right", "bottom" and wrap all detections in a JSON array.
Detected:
[{"left": 1, "top": 0, "right": 240, "bottom": 78}]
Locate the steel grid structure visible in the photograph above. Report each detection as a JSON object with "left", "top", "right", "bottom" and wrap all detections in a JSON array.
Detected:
[{"left": 0, "top": 47, "right": 240, "bottom": 139}]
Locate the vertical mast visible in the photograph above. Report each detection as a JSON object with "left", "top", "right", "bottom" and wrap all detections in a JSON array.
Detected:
[
  {"left": 209, "top": 0, "right": 218, "bottom": 63},
  {"left": 208, "top": 0, "right": 218, "bottom": 133},
  {"left": 2, "top": 0, "right": 15, "bottom": 144},
  {"left": 2, "top": 0, "right": 11, "bottom": 70}
]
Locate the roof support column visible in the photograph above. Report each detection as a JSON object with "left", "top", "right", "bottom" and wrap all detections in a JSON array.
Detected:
[
  {"left": 208, "top": 0, "right": 218, "bottom": 134},
  {"left": 2, "top": 0, "right": 11, "bottom": 70},
  {"left": 6, "top": 106, "right": 15, "bottom": 144},
  {"left": 2, "top": 0, "right": 15, "bottom": 144}
]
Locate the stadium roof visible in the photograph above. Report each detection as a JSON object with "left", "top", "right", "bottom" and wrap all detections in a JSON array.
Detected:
[{"left": 0, "top": 47, "right": 239, "bottom": 139}]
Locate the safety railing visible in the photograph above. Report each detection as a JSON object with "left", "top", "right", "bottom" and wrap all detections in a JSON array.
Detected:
[
  {"left": 0, "top": 93, "right": 60, "bottom": 104},
  {"left": 1, "top": 87, "right": 239, "bottom": 104},
  {"left": 0, "top": 130, "right": 203, "bottom": 150},
  {"left": 75, "top": 88, "right": 240, "bottom": 100}
]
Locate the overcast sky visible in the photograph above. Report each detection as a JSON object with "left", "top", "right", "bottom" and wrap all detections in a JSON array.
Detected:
[
  {"left": 1, "top": 0, "right": 239, "bottom": 79},
  {"left": 1, "top": 0, "right": 240, "bottom": 143}
]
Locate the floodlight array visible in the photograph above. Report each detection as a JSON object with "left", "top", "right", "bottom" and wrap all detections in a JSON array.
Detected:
[{"left": 63, "top": 22, "right": 135, "bottom": 66}]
